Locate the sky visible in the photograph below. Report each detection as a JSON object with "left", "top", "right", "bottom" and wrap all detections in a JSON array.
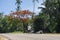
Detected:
[{"left": 0, "top": 0, "right": 44, "bottom": 15}]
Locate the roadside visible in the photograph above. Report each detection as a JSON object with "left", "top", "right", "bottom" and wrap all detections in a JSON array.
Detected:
[{"left": 0, "top": 35, "right": 11, "bottom": 40}]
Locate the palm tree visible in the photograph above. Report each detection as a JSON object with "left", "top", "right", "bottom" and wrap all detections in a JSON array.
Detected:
[
  {"left": 32, "top": 0, "right": 39, "bottom": 19},
  {"left": 16, "top": 0, "right": 22, "bottom": 11}
]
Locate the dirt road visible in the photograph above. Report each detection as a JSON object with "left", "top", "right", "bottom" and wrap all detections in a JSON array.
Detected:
[{"left": 0, "top": 34, "right": 60, "bottom": 40}]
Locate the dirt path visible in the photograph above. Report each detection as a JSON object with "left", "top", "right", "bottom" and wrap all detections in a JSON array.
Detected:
[{"left": 0, "top": 34, "right": 60, "bottom": 40}]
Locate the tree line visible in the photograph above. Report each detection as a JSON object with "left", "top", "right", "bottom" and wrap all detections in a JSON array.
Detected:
[{"left": 0, "top": 0, "right": 60, "bottom": 33}]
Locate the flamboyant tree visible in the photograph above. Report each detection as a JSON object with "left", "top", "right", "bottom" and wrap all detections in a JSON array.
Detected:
[{"left": 10, "top": 10, "right": 33, "bottom": 32}]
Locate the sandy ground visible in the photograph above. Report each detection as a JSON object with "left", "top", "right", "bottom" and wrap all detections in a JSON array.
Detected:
[
  {"left": 0, "top": 34, "right": 60, "bottom": 40},
  {"left": 0, "top": 35, "right": 10, "bottom": 40}
]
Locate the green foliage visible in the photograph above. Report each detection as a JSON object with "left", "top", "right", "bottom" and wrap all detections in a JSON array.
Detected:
[
  {"left": 37, "top": 0, "right": 60, "bottom": 33},
  {"left": 33, "top": 17, "right": 44, "bottom": 33},
  {"left": 0, "top": 0, "right": 60, "bottom": 33},
  {"left": 0, "top": 15, "right": 23, "bottom": 33}
]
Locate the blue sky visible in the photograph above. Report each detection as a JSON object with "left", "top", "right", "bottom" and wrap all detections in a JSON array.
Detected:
[{"left": 0, "top": 0, "right": 43, "bottom": 15}]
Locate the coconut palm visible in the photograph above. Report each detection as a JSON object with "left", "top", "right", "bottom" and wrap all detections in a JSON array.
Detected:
[
  {"left": 16, "top": 0, "right": 22, "bottom": 11},
  {"left": 32, "top": 0, "right": 39, "bottom": 19}
]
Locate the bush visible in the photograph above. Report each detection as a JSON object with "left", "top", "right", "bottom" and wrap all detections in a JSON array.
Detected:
[{"left": 33, "top": 18, "right": 44, "bottom": 33}]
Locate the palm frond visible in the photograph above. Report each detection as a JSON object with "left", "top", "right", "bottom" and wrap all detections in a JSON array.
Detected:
[{"left": 36, "top": 0, "right": 39, "bottom": 3}]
